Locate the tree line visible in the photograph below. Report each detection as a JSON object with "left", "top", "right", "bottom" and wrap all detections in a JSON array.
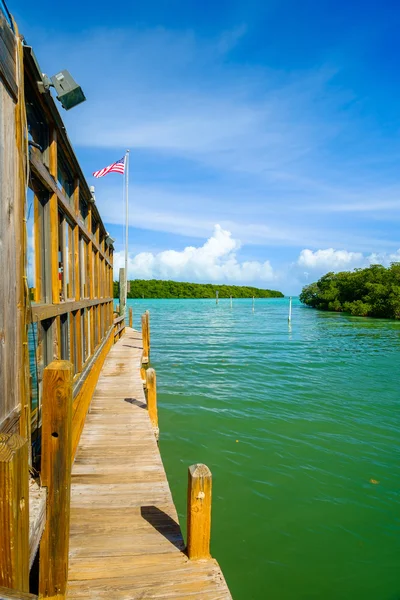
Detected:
[
  {"left": 114, "top": 279, "right": 284, "bottom": 299},
  {"left": 300, "top": 263, "right": 400, "bottom": 319}
]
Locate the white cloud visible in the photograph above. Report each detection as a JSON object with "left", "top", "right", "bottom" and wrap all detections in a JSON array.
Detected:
[
  {"left": 296, "top": 247, "right": 400, "bottom": 279},
  {"left": 114, "top": 224, "right": 275, "bottom": 284},
  {"left": 297, "top": 248, "right": 364, "bottom": 270}
]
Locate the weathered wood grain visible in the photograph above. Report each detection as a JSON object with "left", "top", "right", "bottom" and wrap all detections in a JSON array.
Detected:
[
  {"left": 67, "top": 328, "right": 231, "bottom": 599},
  {"left": 146, "top": 368, "right": 159, "bottom": 437},
  {"left": 187, "top": 464, "right": 212, "bottom": 560},
  {"left": 0, "top": 586, "right": 37, "bottom": 600},
  {"left": 0, "top": 11, "right": 17, "bottom": 100},
  {"left": 39, "top": 361, "right": 73, "bottom": 599},
  {"left": 28, "top": 480, "right": 46, "bottom": 569},
  {"left": 0, "top": 434, "right": 29, "bottom": 592}
]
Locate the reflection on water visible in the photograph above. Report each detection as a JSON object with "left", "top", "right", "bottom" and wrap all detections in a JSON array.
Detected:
[{"left": 127, "top": 298, "right": 400, "bottom": 600}]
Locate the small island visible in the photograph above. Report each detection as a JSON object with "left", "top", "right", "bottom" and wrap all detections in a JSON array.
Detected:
[
  {"left": 300, "top": 263, "right": 400, "bottom": 319},
  {"left": 114, "top": 279, "right": 284, "bottom": 299}
]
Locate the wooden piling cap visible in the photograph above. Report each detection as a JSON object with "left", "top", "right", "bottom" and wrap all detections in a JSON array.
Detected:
[
  {"left": 0, "top": 433, "right": 26, "bottom": 462},
  {"left": 44, "top": 360, "right": 73, "bottom": 373},
  {"left": 189, "top": 463, "right": 212, "bottom": 479}
]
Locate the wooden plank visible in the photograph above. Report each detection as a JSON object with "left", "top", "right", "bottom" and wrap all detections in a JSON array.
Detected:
[
  {"left": 71, "top": 330, "right": 113, "bottom": 460},
  {"left": 39, "top": 361, "right": 73, "bottom": 599},
  {"left": 0, "top": 586, "right": 37, "bottom": 600},
  {"left": 28, "top": 480, "right": 46, "bottom": 569},
  {"left": 0, "top": 79, "right": 18, "bottom": 430},
  {"left": 67, "top": 329, "right": 232, "bottom": 599},
  {"left": 0, "top": 434, "right": 29, "bottom": 592},
  {"left": 0, "top": 12, "right": 17, "bottom": 101}
]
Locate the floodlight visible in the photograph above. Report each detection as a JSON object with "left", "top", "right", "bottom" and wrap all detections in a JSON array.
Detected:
[{"left": 49, "top": 70, "right": 86, "bottom": 110}]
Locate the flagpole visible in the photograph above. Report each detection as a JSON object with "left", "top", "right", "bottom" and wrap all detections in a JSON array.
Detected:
[{"left": 125, "top": 149, "right": 130, "bottom": 309}]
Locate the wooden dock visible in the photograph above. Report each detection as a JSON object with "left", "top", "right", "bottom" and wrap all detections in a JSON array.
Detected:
[{"left": 67, "top": 328, "right": 232, "bottom": 599}]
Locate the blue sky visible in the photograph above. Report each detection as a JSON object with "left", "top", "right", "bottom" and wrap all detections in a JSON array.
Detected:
[{"left": 13, "top": 0, "right": 400, "bottom": 293}]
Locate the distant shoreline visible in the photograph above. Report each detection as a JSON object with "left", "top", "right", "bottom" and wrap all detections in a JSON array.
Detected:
[{"left": 114, "top": 279, "right": 284, "bottom": 299}]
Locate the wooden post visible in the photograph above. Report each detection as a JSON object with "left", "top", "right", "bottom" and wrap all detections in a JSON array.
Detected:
[
  {"left": 288, "top": 296, "right": 292, "bottom": 323},
  {"left": 49, "top": 128, "right": 60, "bottom": 304},
  {"left": 187, "top": 464, "right": 212, "bottom": 560},
  {"left": 119, "top": 267, "right": 126, "bottom": 319},
  {"left": 129, "top": 306, "right": 133, "bottom": 328},
  {"left": 39, "top": 361, "right": 73, "bottom": 599},
  {"left": 116, "top": 304, "right": 120, "bottom": 315},
  {"left": 146, "top": 368, "right": 158, "bottom": 438},
  {"left": 0, "top": 434, "right": 30, "bottom": 592},
  {"left": 141, "top": 313, "right": 149, "bottom": 364},
  {"left": 145, "top": 310, "right": 150, "bottom": 358}
]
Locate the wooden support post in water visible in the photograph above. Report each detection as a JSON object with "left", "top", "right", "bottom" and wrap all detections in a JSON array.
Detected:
[
  {"left": 146, "top": 368, "right": 159, "bottom": 438},
  {"left": 129, "top": 306, "right": 133, "bottom": 328},
  {"left": 39, "top": 361, "right": 73, "bottom": 599},
  {"left": 141, "top": 313, "right": 149, "bottom": 363},
  {"left": 187, "top": 463, "right": 212, "bottom": 560},
  {"left": 119, "top": 267, "right": 126, "bottom": 319},
  {"left": 288, "top": 296, "right": 292, "bottom": 323},
  {"left": 252, "top": 296, "right": 255, "bottom": 312},
  {"left": 216, "top": 291, "right": 219, "bottom": 305},
  {"left": 146, "top": 310, "right": 150, "bottom": 358},
  {"left": 0, "top": 434, "right": 30, "bottom": 592}
]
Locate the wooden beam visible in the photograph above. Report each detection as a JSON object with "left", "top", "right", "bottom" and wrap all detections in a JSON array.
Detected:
[
  {"left": 33, "top": 194, "right": 42, "bottom": 302},
  {"left": 145, "top": 368, "right": 158, "bottom": 439},
  {"left": 187, "top": 464, "right": 212, "bottom": 560},
  {"left": 0, "top": 434, "right": 29, "bottom": 592},
  {"left": 39, "top": 361, "right": 73, "bottom": 599},
  {"left": 30, "top": 297, "right": 113, "bottom": 322},
  {"left": 48, "top": 128, "right": 59, "bottom": 304},
  {"left": 141, "top": 313, "right": 149, "bottom": 364},
  {"left": 129, "top": 307, "right": 133, "bottom": 328}
]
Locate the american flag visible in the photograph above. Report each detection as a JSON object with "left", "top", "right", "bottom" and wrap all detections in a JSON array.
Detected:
[{"left": 93, "top": 157, "right": 125, "bottom": 178}]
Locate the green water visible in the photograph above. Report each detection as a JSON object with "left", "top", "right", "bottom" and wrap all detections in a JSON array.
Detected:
[{"left": 128, "top": 297, "right": 400, "bottom": 599}]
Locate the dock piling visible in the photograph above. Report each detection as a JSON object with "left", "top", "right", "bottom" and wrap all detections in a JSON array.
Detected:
[
  {"left": 146, "top": 310, "right": 151, "bottom": 357},
  {"left": 0, "top": 434, "right": 30, "bottom": 592},
  {"left": 146, "top": 368, "right": 159, "bottom": 438},
  {"left": 129, "top": 306, "right": 133, "bottom": 328},
  {"left": 187, "top": 463, "right": 212, "bottom": 560},
  {"left": 288, "top": 296, "right": 292, "bottom": 323},
  {"left": 39, "top": 360, "right": 73, "bottom": 599},
  {"left": 141, "top": 312, "right": 150, "bottom": 363}
]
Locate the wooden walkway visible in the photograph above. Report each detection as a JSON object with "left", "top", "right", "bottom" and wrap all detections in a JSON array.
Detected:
[{"left": 67, "top": 328, "right": 232, "bottom": 599}]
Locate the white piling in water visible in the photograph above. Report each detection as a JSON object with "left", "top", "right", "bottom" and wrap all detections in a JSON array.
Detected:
[
  {"left": 216, "top": 291, "right": 219, "bottom": 305},
  {"left": 252, "top": 296, "right": 255, "bottom": 312},
  {"left": 288, "top": 296, "right": 292, "bottom": 323},
  {"left": 230, "top": 296, "right": 233, "bottom": 308}
]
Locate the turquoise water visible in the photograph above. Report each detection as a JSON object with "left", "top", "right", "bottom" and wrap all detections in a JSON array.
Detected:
[{"left": 133, "top": 297, "right": 400, "bottom": 599}]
